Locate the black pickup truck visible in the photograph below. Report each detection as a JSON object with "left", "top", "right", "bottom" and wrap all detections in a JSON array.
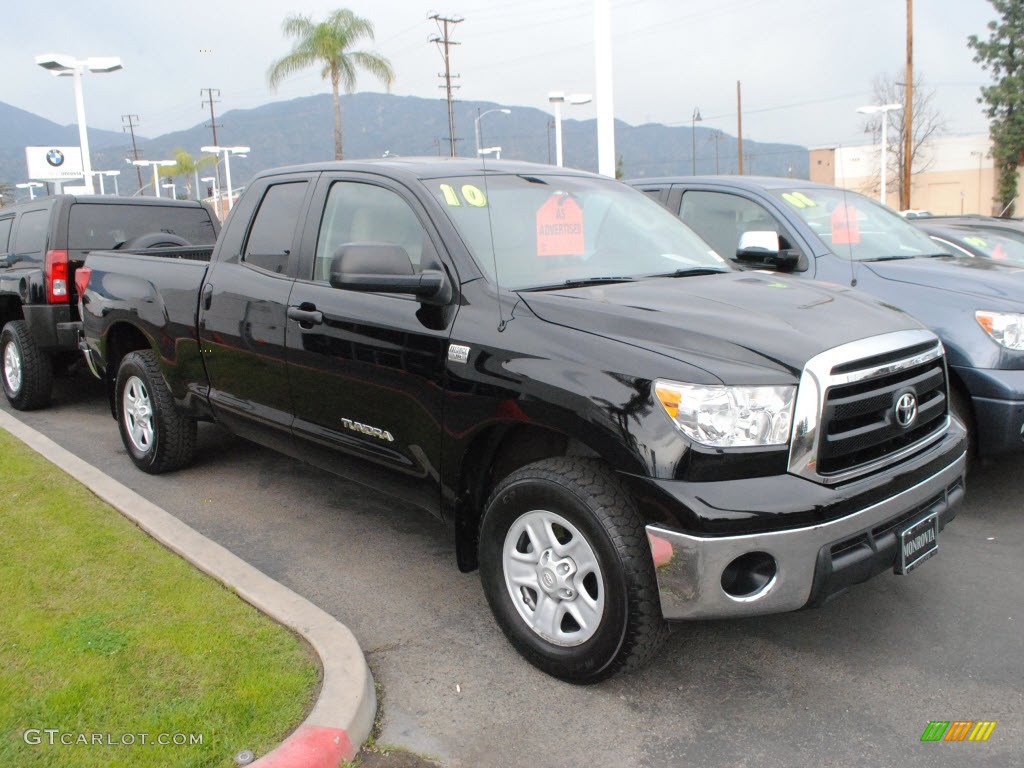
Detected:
[
  {"left": 0, "top": 194, "right": 218, "bottom": 409},
  {"left": 80, "top": 159, "right": 967, "bottom": 681}
]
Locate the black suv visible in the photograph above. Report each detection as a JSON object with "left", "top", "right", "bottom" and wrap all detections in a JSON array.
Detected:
[{"left": 0, "top": 194, "right": 219, "bottom": 410}]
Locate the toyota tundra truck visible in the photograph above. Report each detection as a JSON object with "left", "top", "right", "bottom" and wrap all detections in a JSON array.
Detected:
[{"left": 78, "top": 159, "right": 967, "bottom": 681}]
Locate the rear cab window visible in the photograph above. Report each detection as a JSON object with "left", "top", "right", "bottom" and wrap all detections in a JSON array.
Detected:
[{"left": 67, "top": 204, "right": 218, "bottom": 252}]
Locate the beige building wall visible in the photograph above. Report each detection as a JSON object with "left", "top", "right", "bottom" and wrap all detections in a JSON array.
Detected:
[{"left": 809, "top": 135, "right": 1002, "bottom": 215}]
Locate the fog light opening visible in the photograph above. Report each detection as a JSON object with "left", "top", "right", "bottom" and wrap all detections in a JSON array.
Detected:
[{"left": 721, "top": 551, "right": 777, "bottom": 600}]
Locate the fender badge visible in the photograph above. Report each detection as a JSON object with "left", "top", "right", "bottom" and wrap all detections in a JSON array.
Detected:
[{"left": 448, "top": 344, "right": 470, "bottom": 364}]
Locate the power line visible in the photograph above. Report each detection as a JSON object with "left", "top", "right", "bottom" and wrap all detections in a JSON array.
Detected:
[
  {"left": 201, "top": 88, "right": 223, "bottom": 187},
  {"left": 429, "top": 13, "right": 463, "bottom": 157}
]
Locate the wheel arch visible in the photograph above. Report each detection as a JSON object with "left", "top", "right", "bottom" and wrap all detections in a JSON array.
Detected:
[{"left": 102, "top": 321, "right": 153, "bottom": 417}]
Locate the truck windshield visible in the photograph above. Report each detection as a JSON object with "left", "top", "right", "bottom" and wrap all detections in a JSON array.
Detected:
[
  {"left": 427, "top": 174, "right": 727, "bottom": 290},
  {"left": 772, "top": 188, "right": 951, "bottom": 262}
]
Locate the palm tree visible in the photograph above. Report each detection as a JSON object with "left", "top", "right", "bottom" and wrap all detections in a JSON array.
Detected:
[
  {"left": 267, "top": 10, "right": 394, "bottom": 161},
  {"left": 158, "top": 148, "right": 216, "bottom": 200}
]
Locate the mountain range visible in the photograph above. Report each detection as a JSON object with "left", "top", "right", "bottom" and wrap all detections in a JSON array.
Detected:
[{"left": 0, "top": 93, "right": 809, "bottom": 199}]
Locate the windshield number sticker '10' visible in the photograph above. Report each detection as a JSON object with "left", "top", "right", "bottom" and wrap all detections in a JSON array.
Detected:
[
  {"left": 440, "top": 183, "right": 487, "bottom": 207},
  {"left": 782, "top": 192, "right": 817, "bottom": 209}
]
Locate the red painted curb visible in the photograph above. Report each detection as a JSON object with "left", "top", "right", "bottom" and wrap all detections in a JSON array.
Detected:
[{"left": 250, "top": 724, "right": 354, "bottom": 768}]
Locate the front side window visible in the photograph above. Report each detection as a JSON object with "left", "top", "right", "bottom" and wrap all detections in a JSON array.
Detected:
[
  {"left": 773, "top": 187, "right": 946, "bottom": 261},
  {"left": 426, "top": 174, "right": 726, "bottom": 290},
  {"left": 313, "top": 182, "right": 429, "bottom": 282},
  {"left": 679, "top": 190, "right": 790, "bottom": 262},
  {"left": 0, "top": 217, "right": 13, "bottom": 253},
  {"left": 243, "top": 182, "right": 308, "bottom": 274}
]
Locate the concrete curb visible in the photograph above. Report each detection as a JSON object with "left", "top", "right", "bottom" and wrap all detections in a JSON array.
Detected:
[{"left": 0, "top": 409, "right": 376, "bottom": 768}]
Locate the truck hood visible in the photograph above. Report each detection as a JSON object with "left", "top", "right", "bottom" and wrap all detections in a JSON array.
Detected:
[
  {"left": 518, "top": 271, "right": 921, "bottom": 384},
  {"left": 862, "top": 256, "right": 1024, "bottom": 305}
]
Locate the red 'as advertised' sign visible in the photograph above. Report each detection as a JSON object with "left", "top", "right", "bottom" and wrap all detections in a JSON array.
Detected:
[
  {"left": 830, "top": 204, "right": 861, "bottom": 245},
  {"left": 536, "top": 195, "right": 584, "bottom": 256}
]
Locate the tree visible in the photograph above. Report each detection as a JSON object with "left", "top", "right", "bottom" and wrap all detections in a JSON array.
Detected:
[
  {"left": 0, "top": 182, "right": 13, "bottom": 207},
  {"left": 968, "top": 1, "right": 1024, "bottom": 216},
  {"left": 158, "top": 148, "right": 216, "bottom": 200},
  {"left": 861, "top": 71, "right": 946, "bottom": 209},
  {"left": 267, "top": 10, "right": 394, "bottom": 161}
]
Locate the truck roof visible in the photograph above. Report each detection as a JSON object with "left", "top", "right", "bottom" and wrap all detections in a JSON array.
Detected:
[
  {"left": 251, "top": 157, "right": 603, "bottom": 183},
  {"left": 629, "top": 175, "right": 833, "bottom": 191}
]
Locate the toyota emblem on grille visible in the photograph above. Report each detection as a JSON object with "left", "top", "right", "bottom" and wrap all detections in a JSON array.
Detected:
[{"left": 894, "top": 392, "right": 918, "bottom": 428}]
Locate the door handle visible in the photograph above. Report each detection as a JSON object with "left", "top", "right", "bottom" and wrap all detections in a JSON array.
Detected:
[
  {"left": 287, "top": 305, "right": 323, "bottom": 326},
  {"left": 201, "top": 283, "right": 213, "bottom": 311}
]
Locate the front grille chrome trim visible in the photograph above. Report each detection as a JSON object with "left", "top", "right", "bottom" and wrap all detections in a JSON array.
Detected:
[{"left": 788, "top": 329, "right": 947, "bottom": 485}]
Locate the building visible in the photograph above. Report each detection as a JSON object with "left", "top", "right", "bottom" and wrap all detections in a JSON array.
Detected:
[{"left": 810, "top": 134, "right": 999, "bottom": 215}]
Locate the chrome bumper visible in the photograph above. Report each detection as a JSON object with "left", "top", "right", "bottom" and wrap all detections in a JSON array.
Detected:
[{"left": 645, "top": 451, "right": 966, "bottom": 621}]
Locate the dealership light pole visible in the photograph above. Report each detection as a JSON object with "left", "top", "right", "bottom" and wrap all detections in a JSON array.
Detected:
[
  {"left": 16, "top": 182, "right": 44, "bottom": 200},
  {"left": 857, "top": 103, "right": 902, "bottom": 205},
  {"left": 549, "top": 92, "right": 592, "bottom": 167},
  {"left": 474, "top": 108, "right": 510, "bottom": 157},
  {"left": 35, "top": 54, "right": 123, "bottom": 194},
  {"left": 202, "top": 146, "right": 249, "bottom": 211},
  {"left": 131, "top": 159, "right": 176, "bottom": 197},
  {"left": 93, "top": 170, "right": 120, "bottom": 196},
  {"left": 691, "top": 107, "right": 702, "bottom": 175}
]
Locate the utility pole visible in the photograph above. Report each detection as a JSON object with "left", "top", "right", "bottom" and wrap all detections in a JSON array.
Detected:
[
  {"left": 201, "top": 88, "right": 224, "bottom": 188},
  {"left": 902, "top": 0, "right": 913, "bottom": 209},
  {"left": 707, "top": 129, "right": 723, "bottom": 174},
  {"left": 429, "top": 14, "right": 463, "bottom": 157},
  {"left": 737, "top": 80, "right": 744, "bottom": 175},
  {"left": 122, "top": 114, "right": 143, "bottom": 191}
]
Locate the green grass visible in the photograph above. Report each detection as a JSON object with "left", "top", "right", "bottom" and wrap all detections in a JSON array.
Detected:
[{"left": 0, "top": 430, "right": 319, "bottom": 768}]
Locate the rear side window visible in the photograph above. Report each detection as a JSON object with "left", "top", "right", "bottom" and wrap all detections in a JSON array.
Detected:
[
  {"left": 14, "top": 209, "right": 49, "bottom": 254},
  {"left": 67, "top": 204, "right": 218, "bottom": 250},
  {"left": 0, "top": 217, "right": 13, "bottom": 253},
  {"left": 243, "top": 182, "right": 308, "bottom": 274}
]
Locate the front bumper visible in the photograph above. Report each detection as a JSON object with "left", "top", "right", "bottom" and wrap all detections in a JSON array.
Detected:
[
  {"left": 644, "top": 438, "right": 966, "bottom": 621},
  {"left": 953, "top": 365, "right": 1024, "bottom": 455}
]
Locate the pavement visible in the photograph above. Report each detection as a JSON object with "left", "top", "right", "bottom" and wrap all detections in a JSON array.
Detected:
[{"left": 0, "top": 408, "right": 377, "bottom": 768}]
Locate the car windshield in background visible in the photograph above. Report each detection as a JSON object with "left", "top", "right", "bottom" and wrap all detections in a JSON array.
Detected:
[
  {"left": 426, "top": 174, "right": 727, "bottom": 290},
  {"left": 773, "top": 188, "right": 949, "bottom": 262},
  {"left": 941, "top": 227, "right": 1024, "bottom": 263},
  {"left": 68, "top": 204, "right": 218, "bottom": 250}
]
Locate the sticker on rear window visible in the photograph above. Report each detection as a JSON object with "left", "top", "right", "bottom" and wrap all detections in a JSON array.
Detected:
[
  {"left": 536, "top": 194, "right": 584, "bottom": 257},
  {"left": 830, "top": 204, "right": 861, "bottom": 245}
]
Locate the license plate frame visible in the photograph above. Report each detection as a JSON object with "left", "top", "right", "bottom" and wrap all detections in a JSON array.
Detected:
[{"left": 896, "top": 511, "right": 939, "bottom": 575}]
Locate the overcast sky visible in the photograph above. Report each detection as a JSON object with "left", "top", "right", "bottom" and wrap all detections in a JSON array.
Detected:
[{"left": 3, "top": 0, "right": 1000, "bottom": 151}]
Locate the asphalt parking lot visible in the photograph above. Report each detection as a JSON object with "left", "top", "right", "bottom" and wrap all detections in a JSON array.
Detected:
[{"left": 4, "top": 371, "right": 1021, "bottom": 768}]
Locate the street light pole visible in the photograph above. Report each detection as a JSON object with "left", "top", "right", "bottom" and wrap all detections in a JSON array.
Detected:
[
  {"left": 857, "top": 103, "right": 902, "bottom": 205},
  {"left": 131, "top": 160, "right": 176, "bottom": 197},
  {"left": 35, "top": 54, "right": 123, "bottom": 194},
  {"left": 691, "top": 107, "right": 702, "bottom": 175},
  {"left": 16, "top": 182, "right": 44, "bottom": 200},
  {"left": 201, "top": 146, "right": 250, "bottom": 211},
  {"left": 548, "top": 92, "right": 592, "bottom": 168},
  {"left": 474, "top": 108, "right": 511, "bottom": 157}
]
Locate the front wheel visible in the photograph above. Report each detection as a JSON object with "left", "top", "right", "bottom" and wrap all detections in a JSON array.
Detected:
[
  {"left": 1, "top": 320, "right": 53, "bottom": 410},
  {"left": 479, "top": 457, "right": 667, "bottom": 683},
  {"left": 116, "top": 350, "right": 196, "bottom": 474}
]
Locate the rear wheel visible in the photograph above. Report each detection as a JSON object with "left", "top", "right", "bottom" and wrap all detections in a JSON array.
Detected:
[
  {"left": 1, "top": 320, "right": 53, "bottom": 411},
  {"left": 116, "top": 350, "right": 196, "bottom": 473},
  {"left": 479, "top": 457, "right": 667, "bottom": 683}
]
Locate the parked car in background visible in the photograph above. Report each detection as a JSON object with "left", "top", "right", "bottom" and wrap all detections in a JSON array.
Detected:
[
  {"left": 910, "top": 215, "right": 1024, "bottom": 264},
  {"left": 900, "top": 209, "right": 934, "bottom": 219},
  {"left": 629, "top": 176, "right": 1024, "bottom": 459},
  {"left": 0, "top": 195, "right": 219, "bottom": 410}
]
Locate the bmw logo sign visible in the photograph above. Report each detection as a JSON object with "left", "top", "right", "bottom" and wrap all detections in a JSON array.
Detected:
[{"left": 46, "top": 149, "right": 65, "bottom": 167}]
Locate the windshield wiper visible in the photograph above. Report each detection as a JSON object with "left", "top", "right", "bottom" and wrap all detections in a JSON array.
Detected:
[
  {"left": 862, "top": 255, "right": 916, "bottom": 262},
  {"left": 524, "top": 276, "right": 635, "bottom": 291},
  {"left": 655, "top": 267, "right": 729, "bottom": 277}
]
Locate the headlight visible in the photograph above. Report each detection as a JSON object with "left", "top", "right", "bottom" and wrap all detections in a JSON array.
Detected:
[
  {"left": 976, "top": 311, "right": 1024, "bottom": 350},
  {"left": 654, "top": 380, "right": 795, "bottom": 447}
]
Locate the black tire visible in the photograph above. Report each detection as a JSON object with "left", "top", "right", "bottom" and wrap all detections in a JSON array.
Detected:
[
  {"left": 120, "top": 232, "right": 191, "bottom": 249},
  {"left": 479, "top": 457, "right": 667, "bottom": 683},
  {"left": 1, "top": 320, "right": 53, "bottom": 410},
  {"left": 115, "top": 350, "right": 196, "bottom": 474}
]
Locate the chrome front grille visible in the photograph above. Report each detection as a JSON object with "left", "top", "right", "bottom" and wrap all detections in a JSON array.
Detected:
[{"left": 789, "top": 329, "right": 950, "bottom": 485}]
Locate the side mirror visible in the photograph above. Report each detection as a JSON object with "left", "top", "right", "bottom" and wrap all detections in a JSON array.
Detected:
[
  {"left": 735, "top": 230, "right": 800, "bottom": 270},
  {"left": 329, "top": 243, "right": 452, "bottom": 306}
]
